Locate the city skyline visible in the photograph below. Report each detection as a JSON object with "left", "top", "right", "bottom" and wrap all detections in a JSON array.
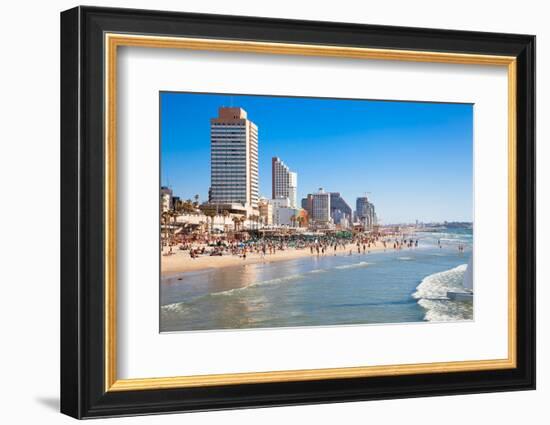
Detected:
[{"left": 161, "top": 92, "right": 473, "bottom": 223}]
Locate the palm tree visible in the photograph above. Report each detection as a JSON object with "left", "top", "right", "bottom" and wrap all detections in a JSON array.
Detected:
[
  {"left": 250, "top": 214, "right": 258, "bottom": 231},
  {"left": 222, "top": 210, "right": 230, "bottom": 233},
  {"left": 182, "top": 200, "right": 195, "bottom": 213},
  {"left": 232, "top": 216, "right": 240, "bottom": 232},
  {"left": 290, "top": 215, "right": 297, "bottom": 228},
  {"left": 198, "top": 220, "right": 206, "bottom": 234},
  {"left": 171, "top": 210, "right": 179, "bottom": 238},
  {"left": 161, "top": 211, "right": 171, "bottom": 245},
  {"left": 204, "top": 210, "right": 216, "bottom": 234},
  {"left": 296, "top": 215, "right": 304, "bottom": 228}
]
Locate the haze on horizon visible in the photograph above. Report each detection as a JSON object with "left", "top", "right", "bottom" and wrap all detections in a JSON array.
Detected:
[{"left": 160, "top": 92, "right": 473, "bottom": 224}]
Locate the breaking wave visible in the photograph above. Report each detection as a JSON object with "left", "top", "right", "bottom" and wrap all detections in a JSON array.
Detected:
[
  {"left": 412, "top": 264, "right": 473, "bottom": 322},
  {"left": 209, "top": 273, "right": 304, "bottom": 297}
]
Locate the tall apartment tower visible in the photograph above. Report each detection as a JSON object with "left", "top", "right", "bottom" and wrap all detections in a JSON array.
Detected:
[
  {"left": 210, "top": 107, "right": 259, "bottom": 209},
  {"left": 356, "top": 196, "right": 376, "bottom": 230},
  {"left": 272, "top": 157, "right": 298, "bottom": 208}
]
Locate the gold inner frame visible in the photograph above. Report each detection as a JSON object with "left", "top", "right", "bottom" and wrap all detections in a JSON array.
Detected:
[{"left": 104, "top": 33, "right": 517, "bottom": 392}]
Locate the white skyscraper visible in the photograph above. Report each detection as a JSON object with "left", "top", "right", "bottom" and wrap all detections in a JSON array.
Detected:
[
  {"left": 272, "top": 157, "right": 298, "bottom": 208},
  {"left": 210, "top": 107, "right": 259, "bottom": 209}
]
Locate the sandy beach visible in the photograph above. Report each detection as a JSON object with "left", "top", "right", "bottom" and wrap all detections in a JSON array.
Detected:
[
  {"left": 161, "top": 241, "right": 394, "bottom": 276},
  {"left": 160, "top": 228, "right": 473, "bottom": 332}
]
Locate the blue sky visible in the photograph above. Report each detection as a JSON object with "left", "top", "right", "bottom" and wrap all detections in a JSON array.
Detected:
[{"left": 160, "top": 92, "right": 473, "bottom": 224}]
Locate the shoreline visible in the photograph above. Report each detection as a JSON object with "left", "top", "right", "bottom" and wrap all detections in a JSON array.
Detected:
[{"left": 161, "top": 241, "right": 396, "bottom": 277}]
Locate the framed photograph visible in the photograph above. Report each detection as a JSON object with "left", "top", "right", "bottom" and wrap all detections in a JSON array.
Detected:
[{"left": 60, "top": 6, "right": 535, "bottom": 419}]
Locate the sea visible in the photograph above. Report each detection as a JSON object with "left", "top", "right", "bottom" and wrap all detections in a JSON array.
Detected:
[{"left": 160, "top": 227, "right": 473, "bottom": 332}]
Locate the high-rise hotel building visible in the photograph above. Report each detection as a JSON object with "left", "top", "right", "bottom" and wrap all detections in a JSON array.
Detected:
[
  {"left": 210, "top": 107, "right": 259, "bottom": 209},
  {"left": 272, "top": 157, "right": 297, "bottom": 208},
  {"left": 311, "top": 188, "right": 331, "bottom": 224}
]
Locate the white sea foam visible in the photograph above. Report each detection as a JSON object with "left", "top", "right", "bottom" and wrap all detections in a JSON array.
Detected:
[
  {"left": 310, "top": 268, "right": 327, "bottom": 274},
  {"left": 334, "top": 261, "right": 370, "bottom": 270},
  {"left": 210, "top": 273, "right": 303, "bottom": 297},
  {"left": 398, "top": 257, "right": 413, "bottom": 261},
  {"left": 413, "top": 264, "right": 467, "bottom": 300},
  {"left": 161, "top": 301, "right": 191, "bottom": 315},
  {"left": 418, "top": 298, "right": 473, "bottom": 322},
  {"left": 413, "top": 264, "right": 473, "bottom": 322}
]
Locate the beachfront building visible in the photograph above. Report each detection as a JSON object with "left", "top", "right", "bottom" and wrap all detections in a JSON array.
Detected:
[
  {"left": 267, "top": 197, "right": 300, "bottom": 227},
  {"left": 209, "top": 107, "right": 259, "bottom": 212},
  {"left": 272, "top": 157, "right": 298, "bottom": 208},
  {"left": 310, "top": 188, "right": 332, "bottom": 224},
  {"left": 330, "top": 192, "right": 352, "bottom": 227},
  {"left": 339, "top": 216, "right": 351, "bottom": 229},
  {"left": 160, "top": 186, "right": 173, "bottom": 213},
  {"left": 258, "top": 198, "right": 273, "bottom": 226},
  {"left": 171, "top": 196, "right": 181, "bottom": 211},
  {"left": 332, "top": 209, "right": 349, "bottom": 228},
  {"left": 356, "top": 196, "right": 377, "bottom": 231},
  {"left": 269, "top": 197, "right": 290, "bottom": 210},
  {"left": 301, "top": 195, "right": 313, "bottom": 217},
  {"left": 275, "top": 206, "right": 300, "bottom": 227},
  {"left": 269, "top": 197, "right": 289, "bottom": 226},
  {"left": 302, "top": 191, "right": 350, "bottom": 227}
]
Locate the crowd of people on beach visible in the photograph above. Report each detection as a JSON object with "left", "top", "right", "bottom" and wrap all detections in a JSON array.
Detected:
[{"left": 162, "top": 232, "right": 425, "bottom": 262}]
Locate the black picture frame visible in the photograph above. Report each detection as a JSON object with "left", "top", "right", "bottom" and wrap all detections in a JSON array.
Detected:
[{"left": 61, "top": 5, "right": 535, "bottom": 419}]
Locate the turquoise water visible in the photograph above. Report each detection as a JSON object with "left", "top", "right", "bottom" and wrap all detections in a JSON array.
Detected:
[{"left": 160, "top": 228, "right": 473, "bottom": 332}]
